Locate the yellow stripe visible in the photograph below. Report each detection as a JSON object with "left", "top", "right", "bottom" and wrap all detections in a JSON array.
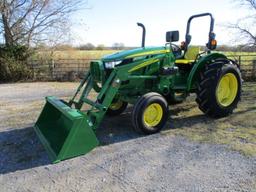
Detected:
[
  {"left": 126, "top": 50, "right": 170, "bottom": 58},
  {"left": 128, "top": 58, "right": 159, "bottom": 73},
  {"left": 175, "top": 59, "right": 195, "bottom": 64}
]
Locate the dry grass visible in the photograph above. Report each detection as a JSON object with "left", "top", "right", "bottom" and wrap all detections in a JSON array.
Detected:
[
  {"left": 0, "top": 100, "right": 43, "bottom": 129},
  {"left": 0, "top": 82, "right": 78, "bottom": 130},
  {"left": 34, "top": 50, "right": 256, "bottom": 62},
  {"left": 162, "top": 82, "right": 256, "bottom": 156},
  {"left": 35, "top": 50, "right": 118, "bottom": 60}
]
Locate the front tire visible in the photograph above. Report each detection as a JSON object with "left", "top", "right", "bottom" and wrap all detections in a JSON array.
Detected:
[
  {"left": 196, "top": 61, "right": 242, "bottom": 117},
  {"left": 132, "top": 92, "right": 168, "bottom": 134}
]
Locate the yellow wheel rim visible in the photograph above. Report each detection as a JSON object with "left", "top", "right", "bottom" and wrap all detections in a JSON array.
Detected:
[
  {"left": 216, "top": 73, "right": 238, "bottom": 107},
  {"left": 109, "top": 100, "right": 123, "bottom": 110},
  {"left": 143, "top": 103, "right": 163, "bottom": 127}
]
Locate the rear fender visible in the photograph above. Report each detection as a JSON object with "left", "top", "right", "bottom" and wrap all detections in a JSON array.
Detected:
[{"left": 186, "top": 53, "right": 227, "bottom": 91}]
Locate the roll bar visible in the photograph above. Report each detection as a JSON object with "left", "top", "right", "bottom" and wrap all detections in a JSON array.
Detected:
[{"left": 185, "top": 13, "right": 216, "bottom": 50}]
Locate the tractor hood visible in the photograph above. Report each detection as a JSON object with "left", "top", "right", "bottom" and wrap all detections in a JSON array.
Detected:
[{"left": 102, "top": 46, "right": 168, "bottom": 62}]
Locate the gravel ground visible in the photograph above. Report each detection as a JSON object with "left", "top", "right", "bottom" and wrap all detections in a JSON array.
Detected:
[{"left": 0, "top": 82, "right": 255, "bottom": 192}]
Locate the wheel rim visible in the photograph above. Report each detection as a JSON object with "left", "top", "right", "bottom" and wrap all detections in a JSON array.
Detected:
[
  {"left": 216, "top": 73, "right": 238, "bottom": 107},
  {"left": 143, "top": 103, "right": 163, "bottom": 127},
  {"left": 109, "top": 100, "right": 123, "bottom": 110}
]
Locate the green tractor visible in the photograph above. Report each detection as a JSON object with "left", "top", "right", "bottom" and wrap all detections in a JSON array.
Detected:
[{"left": 34, "top": 13, "right": 242, "bottom": 163}]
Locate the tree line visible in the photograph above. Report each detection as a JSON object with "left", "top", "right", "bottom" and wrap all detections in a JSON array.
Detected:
[
  {"left": 74, "top": 42, "right": 126, "bottom": 50},
  {"left": 35, "top": 43, "right": 256, "bottom": 52}
]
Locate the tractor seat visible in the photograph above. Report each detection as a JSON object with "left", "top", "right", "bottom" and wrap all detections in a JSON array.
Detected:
[{"left": 175, "top": 46, "right": 200, "bottom": 64}]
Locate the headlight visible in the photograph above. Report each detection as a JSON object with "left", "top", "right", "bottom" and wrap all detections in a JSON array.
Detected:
[{"left": 104, "top": 60, "right": 122, "bottom": 69}]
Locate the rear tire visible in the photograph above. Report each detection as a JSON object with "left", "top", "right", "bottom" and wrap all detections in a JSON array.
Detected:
[
  {"left": 196, "top": 60, "right": 242, "bottom": 117},
  {"left": 132, "top": 92, "right": 168, "bottom": 134}
]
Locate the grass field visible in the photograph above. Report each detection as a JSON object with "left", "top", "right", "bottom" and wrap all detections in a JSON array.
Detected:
[
  {"left": 35, "top": 50, "right": 118, "bottom": 60},
  {"left": 162, "top": 82, "right": 256, "bottom": 156},
  {"left": 35, "top": 49, "right": 256, "bottom": 66},
  {"left": 224, "top": 52, "right": 256, "bottom": 65}
]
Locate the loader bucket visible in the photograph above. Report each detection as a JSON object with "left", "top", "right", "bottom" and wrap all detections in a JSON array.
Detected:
[{"left": 34, "top": 96, "right": 99, "bottom": 163}]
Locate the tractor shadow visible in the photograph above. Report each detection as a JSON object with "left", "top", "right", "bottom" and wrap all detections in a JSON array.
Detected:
[
  {"left": 1, "top": 105, "right": 254, "bottom": 175},
  {"left": 0, "top": 126, "right": 51, "bottom": 174},
  {"left": 95, "top": 104, "right": 199, "bottom": 145},
  {"left": 0, "top": 105, "right": 199, "bottom": 174},
  {"left": 96, "top": 106, "right": 139, "bottom": 145}
]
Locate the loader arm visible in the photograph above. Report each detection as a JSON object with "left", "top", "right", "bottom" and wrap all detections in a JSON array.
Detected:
[
  {"left": 34, "top": 53, "right": 166, "bottom": 163},
  {"left": 34, "top": 69, "right": 122, "bottom": 163}
]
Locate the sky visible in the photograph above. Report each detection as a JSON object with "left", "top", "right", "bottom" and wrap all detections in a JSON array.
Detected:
[{"left": 71, "top": 0, "right": 250, "bottom": 47}]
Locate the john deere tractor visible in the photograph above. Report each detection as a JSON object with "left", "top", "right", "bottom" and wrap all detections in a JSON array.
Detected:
[{"left": 34, "top": 13, "right": 242, "bottom": 163}]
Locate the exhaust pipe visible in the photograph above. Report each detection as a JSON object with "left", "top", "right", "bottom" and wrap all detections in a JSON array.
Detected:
[{"left": 137, "top": 23, "right": 146, "bottom": 48}]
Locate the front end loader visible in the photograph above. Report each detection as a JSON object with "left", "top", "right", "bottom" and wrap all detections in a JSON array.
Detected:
[{"left": 34, "top": 13, "right": 242, "bottom": 163}]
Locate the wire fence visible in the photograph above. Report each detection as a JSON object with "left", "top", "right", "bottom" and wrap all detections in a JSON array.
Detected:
[
  {"left": 29, "top": 59, "right": 91, "bottom": 81},
  {"left": 28, "top": 54, "right": 256, "bottom": 81},
  {"left": 227, "top": 54, "right": 256, "bottom": 81}
]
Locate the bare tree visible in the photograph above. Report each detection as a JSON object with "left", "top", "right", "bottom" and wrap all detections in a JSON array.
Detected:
[
  {"left": 228, "top": 0, "right": 256, "bottom": 47},
  {"left": 0, "top": 0, "right": 85, "bottom": 47}
]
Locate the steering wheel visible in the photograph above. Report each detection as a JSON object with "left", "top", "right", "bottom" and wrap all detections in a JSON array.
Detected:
[{"left": 171, "top": 43, "right": 182, "bottom": 57}]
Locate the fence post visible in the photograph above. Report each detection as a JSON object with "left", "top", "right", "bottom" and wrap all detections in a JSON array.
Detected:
[
  {"left": 29, "top": 60, "right": 35, "bottom": 80},
  {"left": 253, "top": 60, "right": 256, "bottom": 79},
  {"left": 49, "top": 58, "right": 55, "bottom": 80},
  {"left": 238, "top": 55, "right": 241, "bottom": 67},
  {"left": 32, "top": 62, "right": 35, "bottom": 80}
]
